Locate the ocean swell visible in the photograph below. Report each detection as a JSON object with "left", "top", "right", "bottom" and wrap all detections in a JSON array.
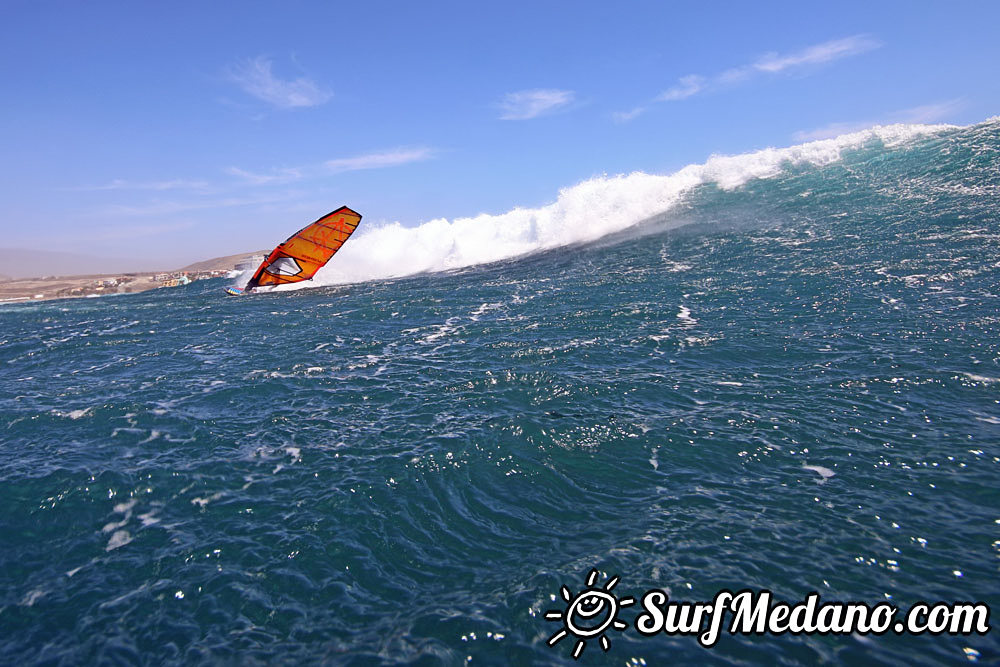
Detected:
[{"left": 274, "top": 122, "right": 956, "bottom": 288}]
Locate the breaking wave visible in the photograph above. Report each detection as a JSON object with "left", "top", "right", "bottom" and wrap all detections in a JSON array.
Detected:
[{"left": 276, "top": 123, "right": 956, "bottom": 288}]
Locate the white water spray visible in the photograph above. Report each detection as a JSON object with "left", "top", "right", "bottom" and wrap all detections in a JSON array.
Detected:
[{"left": 275, "top": 123, "right": 954, "bottom": 289}]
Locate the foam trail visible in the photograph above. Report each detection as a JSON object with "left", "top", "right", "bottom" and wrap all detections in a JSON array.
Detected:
[{"left": 284, "top": 123, "right": 955, "bottom": 288}]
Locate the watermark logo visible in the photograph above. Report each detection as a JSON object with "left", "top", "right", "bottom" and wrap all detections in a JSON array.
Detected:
[
  {"left": 542, "top": 570, "right": 991, "bottom": 658},
  {"left": 545, "top": 569, "right": 635, "bottom": 659}
]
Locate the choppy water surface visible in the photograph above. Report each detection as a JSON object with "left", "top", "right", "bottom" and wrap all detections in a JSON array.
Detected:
[{"left": 2, "top": 121, "right": 999, "bottom": 664}]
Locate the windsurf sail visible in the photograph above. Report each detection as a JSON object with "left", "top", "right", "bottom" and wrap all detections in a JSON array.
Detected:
[{"left": 244, "top": 206, "right": 361, "bottom": 292}]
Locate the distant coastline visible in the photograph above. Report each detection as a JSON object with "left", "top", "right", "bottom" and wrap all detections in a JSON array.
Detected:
[{"left": 0, "top": 250, "right": 265, "bottom": 304}]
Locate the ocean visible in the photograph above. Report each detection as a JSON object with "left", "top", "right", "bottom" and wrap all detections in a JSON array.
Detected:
[{"left": 1, "top": 119, "right": 998, "bottom": 665}]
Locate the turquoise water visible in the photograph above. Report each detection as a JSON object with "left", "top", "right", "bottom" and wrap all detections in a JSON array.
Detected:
[{"left": 2, "top": 121, "right": 999, "bottom": 664}]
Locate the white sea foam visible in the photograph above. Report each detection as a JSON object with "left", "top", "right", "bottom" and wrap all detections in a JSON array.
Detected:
[
  {"left": 21, "top": 589, "right": 46, "bottom": 606},
  {"left": 803, "top": 464, "right": 836, "bottom": 482},
  {"left": 105, "top": 530, "right": 133, "bottom": 551},
  {"left": 54, "top": 407, "right": 94, "bottom": 419},
  {"left": 419, "top": 317, "right": 462, "bottom": 344},
  {"left": 191, "top": 491, "right": 226, "bottom": 507},
  {"left": 470, "top": 301, "right": 503, "bottom": 321},
  {"left": 963, "top": 372, "right": 1000, "bottom": 385},
  {"left": 676, "top": 305, "right": 697, "bottom": 325},
  {"left": 272, "top": 123, "right": 954, "bottom": 289},
  {"left": 103, "top": 499, "right": 138, "bottom": 550}
]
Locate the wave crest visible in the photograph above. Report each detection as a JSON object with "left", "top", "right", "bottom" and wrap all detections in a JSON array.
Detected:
[{"left": 287, "top": 123, "right": 955, "bottom": 288}]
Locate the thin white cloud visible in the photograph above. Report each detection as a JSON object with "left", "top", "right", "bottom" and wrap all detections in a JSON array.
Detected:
[
  {"left": 793, "top": 98, "right": 965, "bottom": 142},
  {"left": 223, "top": 147, "right": 437, "bottom": 188},
  {"left": 81, "top": 146, "right": 436, "bottom": 220},
  {"left": 99, "top": 192, "right": 300, "bottom": 217},
  {"left": 655, "top": 75, "right": 705, "bottom": 102},
  {"left": 17, "top": 220, "right": 198, "bottom": 248},
  {"left": 752, "top": 35, "right": 881, "bottom": 74},
  {"left": 792, "top": 121, "right": 873, "bottom": 142},
  {"left": 95, "top": 220, "right": 197, "bottom": 240},
  {"left": 70, "top": 179, "right": 209, "bottom": 192},
  {"left": 717, "top": 35, "right": 883, "bottom": 85},
  {"left": 498, "top": 89, "right": 575, "bottom": 120},
  {"left": 324, "top": 147, "right": 437, "bottom": 173},
  {"left": 616, "top": 35, "right": 882, "bottom": 121},
  {"left": 225, "top": 166, "right": 303, "bottom": 185},
  {"left": 613, "top": 106, "right": 648, "bottom": 123},
  {"left": 228, "top": 56, "right": 331, "bottom": 109},
  {"left": 895, "top": 99, "right": 966, "bottom": 124}
]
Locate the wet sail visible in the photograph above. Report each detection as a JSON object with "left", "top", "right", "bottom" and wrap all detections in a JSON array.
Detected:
[{"left": 245, "top": 206, "right": 361, "bottom": 291}]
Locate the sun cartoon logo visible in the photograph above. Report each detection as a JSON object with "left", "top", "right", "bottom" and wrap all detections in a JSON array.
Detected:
[{"left": 545, "top": 569, "right": 634, "bottom": 659}]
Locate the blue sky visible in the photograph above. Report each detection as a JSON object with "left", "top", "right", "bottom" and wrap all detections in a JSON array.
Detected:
[{"left": 2, "top": 1, "right": 998, "bottom": 269}]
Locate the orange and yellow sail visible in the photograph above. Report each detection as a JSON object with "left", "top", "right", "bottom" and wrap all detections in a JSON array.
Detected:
[{"left": 245, "top": 206, "right": 361, "bottom": 291}]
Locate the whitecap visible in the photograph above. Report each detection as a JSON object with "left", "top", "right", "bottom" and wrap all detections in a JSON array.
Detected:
[
  {"left": 21, "top": 590, "right": 45, "bottom": 606},
  {"left": 962, "top": 373, "right": 999, "bottom": 385},
  {"left": 803, "top": 464, "right": 836, "bottom": 483},
  {"left": 106, "top": 529, "right": 133, "bottom": 551},
  {"left": 676, "top": 305, "right": 697, "bottom": 326},
  {"left": 260, "top": 122, "right": 956, "bottom": 288},
  {"left": 52, "top": 407, "right": 94, "bottom": 419}
]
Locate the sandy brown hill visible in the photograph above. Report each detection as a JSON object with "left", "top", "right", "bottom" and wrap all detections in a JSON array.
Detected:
[{"left": 0, "top": 250, "right": 267, "bottom": 303}]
